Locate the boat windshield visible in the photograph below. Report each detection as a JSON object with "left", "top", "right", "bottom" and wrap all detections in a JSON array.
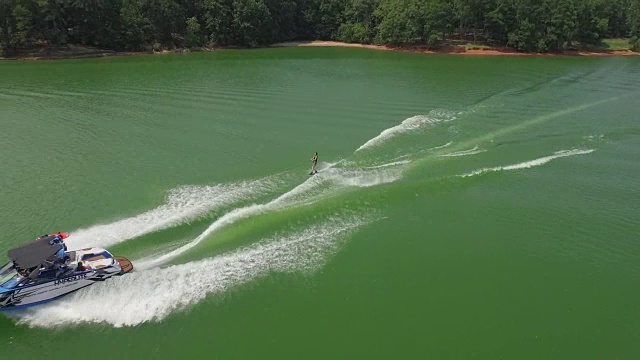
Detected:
[{"left": 0, "top": 262, "right": 22, "bottom": 289}]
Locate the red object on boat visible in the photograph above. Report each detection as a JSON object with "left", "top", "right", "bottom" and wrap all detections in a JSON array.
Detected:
[{"left": 36, "top": 232, "right": 69, "bottom": 241}]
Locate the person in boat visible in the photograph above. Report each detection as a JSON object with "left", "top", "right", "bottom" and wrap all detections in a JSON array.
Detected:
[
  {"left": 46, "top": 236, "right": 69, "bottom": 273},
  {"left": 35, "top": 233, "right": 68, "bottom": 252},
  {"left": 310, "top": 152, "right": 318, "bottom": 174},
  {"left": 46, "top": 233, "right": 68, "bottom": 251},
  {"left": 54, "top": 243, "right": 66, "bottom": 260},
  {"left": 77, "top": 261, "right": 91, "bottom": 272},
  {"left": 55, "top": 260, "right": 67, "bottom": 278},
  {"left": 13, "top": 261, "right": 27, "bottom": 277}
]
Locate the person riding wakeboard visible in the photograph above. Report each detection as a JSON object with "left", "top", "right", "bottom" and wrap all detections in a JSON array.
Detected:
[{"left": 310, "top": 152, "right": 318, "bottom": 175}]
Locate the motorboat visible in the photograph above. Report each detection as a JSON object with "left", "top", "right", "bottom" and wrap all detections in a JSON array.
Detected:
[{"left": 0, "top": 233, "right": 132, "bottom": 310}]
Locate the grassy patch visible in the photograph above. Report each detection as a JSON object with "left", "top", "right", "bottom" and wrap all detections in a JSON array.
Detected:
[
  {"left": 583, "top": 38, "right": 632, "bottom": 51},
  {"left": 601, "top": 38, "right": 631, "bottom": 50}
]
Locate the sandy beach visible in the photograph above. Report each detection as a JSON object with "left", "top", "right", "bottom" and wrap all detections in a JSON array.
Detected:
[
  {"left": 270, "top": 40, "right": 639, "bottom": 57},
  {"left": 3, "top": 40, "right": 637, "bottom": 61}
]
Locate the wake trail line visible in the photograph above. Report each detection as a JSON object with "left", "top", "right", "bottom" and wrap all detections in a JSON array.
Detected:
[
  {"left": 65, "top": 177, "right": 283, "bottom": 250},
  {"left": 459, "top": 149, "right": 595, "bottom": 178},
  {"left": 136, "top": 162, "right": 404, "bottom": 269},
  {"left": 137, "top": 118, "right": 424, "bottom": 269},
  {"left": 355, "top": 110, "right": 459, "bottom": 152},
  {"left": 13, "top": 217, "right": 370, "bottom": 328}
]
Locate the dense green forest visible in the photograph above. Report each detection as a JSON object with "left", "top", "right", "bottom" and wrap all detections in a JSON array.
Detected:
[{"left": 1, "top": 0, "right": 639, "bottom": 56}]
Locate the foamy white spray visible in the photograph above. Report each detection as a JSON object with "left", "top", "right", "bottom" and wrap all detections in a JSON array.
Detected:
[
  {"left": 136, "top": 165, "right": 404, "bottom": 270},
  {"left": 459, "top": 149, "right": 595, "bottom": 178},
  {"left": 65, "top": 177, "right": 281, "bottom": 249},
  {"left": 355, "top": 110, "right": 458, "bottom": 152},
  {"left": 428, "top": 141, "right": 453, "bottom": 151},
  {"left": 440, "top": 146, "right": 486, "bottom": 158},
  {"left": 332, "top": 167, "right": 403, "bottom": 187},
  {"left": 14, "top": 217, "right": 368, "bottom": 328},
  {"left": 364, "top": 160, "right": 411, "bottom": 170},
  {"left": 12, "top": 113, "right": 431, "bottom": 327}
]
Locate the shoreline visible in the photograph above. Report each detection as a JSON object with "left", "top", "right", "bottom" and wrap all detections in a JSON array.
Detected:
[
  {"left": 1, "top": 40, "right": 637, "bottom": 61},
  {"left": 270, "top": 40, "right": 640, "bottom": 57}
]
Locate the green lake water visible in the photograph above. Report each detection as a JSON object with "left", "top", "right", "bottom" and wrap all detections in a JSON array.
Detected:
[{"left": 1, "top": 48, "right": 639, "bottom": 359}]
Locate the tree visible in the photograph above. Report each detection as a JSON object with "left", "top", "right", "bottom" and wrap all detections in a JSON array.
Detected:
[
  {"left": 311, "top": 0, "right": 346, "bottom": 40},
  {"left": 486, "top": 0, "right": 517, "bottom": 46},
  {"left": 146, "top": 0, "right": 185, "bottom": 46},
  {"left": 11, "top": 0, "right": 36, "bottom": 49},
  {"left": 0, "top": 0, "right": 13, "bottom": 55},
  {"left": 630, "top": 0, "right": 640, "bottom": 51},
  {"left": 546, "top": 0, "right": 578, "bottom": 50},
  {"left": 185, "top": 16, "right": 202, "bottom": 47},
  {"left": 96, "top": 0, "right": 124, "bottom": 50},
  {"left": 453, "top": 0, "right": 472, "bottom": 41},
  {"left": 232, "top": 0, "right": 272, "bottom": 47},
  {"left": 375, "top": 0, "right": 427, "bottom": 46},
  {"left": 264, "top": 0, "right": 298, "bottom": 42},
  {"left": 120, "top": 0, "right": 151, "bottom": 50},
  {"left": 201, "top": 0, "right": 233, "bottom": 46},
  {"left": 575, "top": 0, "right": 607, "bottom": 45},
  {"left": 603, "top": 0, "right": 630, "bottom": 38},
  {"left": 0, "top": 0, "right": 637, "bottom": 54},
  {"left": 425, "top": 0, "right": 455, "bottom": 44},
  {"left": 337, "top": 0, "right": 378, "bottom": 43}
]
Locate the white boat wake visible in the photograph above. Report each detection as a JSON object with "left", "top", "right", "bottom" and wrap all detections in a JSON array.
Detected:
[
  {"left": 13, "top": 217, "right": 370, "bottom": 328},
  {"left": 459, "top": 149, "right": 594, "bottom": 178}
]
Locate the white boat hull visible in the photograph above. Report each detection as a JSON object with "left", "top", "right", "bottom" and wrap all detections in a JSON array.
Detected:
[{"left": 0, "top": 247, "right": 131, "bottom": 310}]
